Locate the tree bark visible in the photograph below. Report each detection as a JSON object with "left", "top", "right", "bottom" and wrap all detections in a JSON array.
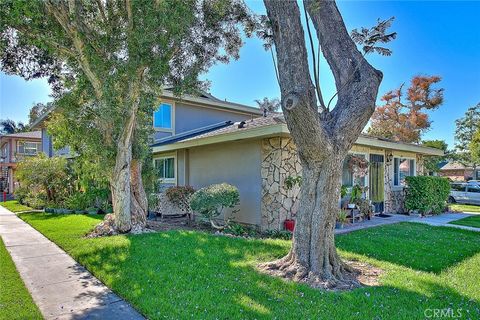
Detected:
[
  {"left": 262, "top": 0, "right": 382, "bottom": 286},
  {"left": 130, "top": 158, "right": 147, "bottom": 229},
  {"left": 110, "top": 125, "right": 134, "bottom": 233}
]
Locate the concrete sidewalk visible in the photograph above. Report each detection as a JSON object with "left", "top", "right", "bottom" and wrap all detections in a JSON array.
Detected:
[
  {"left": 411, "top": 212, "right": 480, "bottom": 232},
  {"left": 0, "top": 206, "right": 144, "bottom": 320}
]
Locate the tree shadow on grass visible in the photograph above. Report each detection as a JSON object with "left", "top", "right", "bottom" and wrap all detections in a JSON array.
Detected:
[
  {"left": 23, "top": 215, "right": 480, "bottom": 319},
  {"left": 336, "top": 222, "right": 480, "bottom": 274},
  {"left": 70, "top": 230, "right": 480, "bottom": 319}
]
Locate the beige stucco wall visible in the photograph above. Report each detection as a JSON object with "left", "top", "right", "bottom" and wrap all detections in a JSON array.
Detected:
[{"left": 186, "top": 140, "right": 263, "bottom": 226}]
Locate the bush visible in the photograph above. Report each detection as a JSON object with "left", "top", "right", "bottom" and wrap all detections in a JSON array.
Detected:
[
  {"left": 165, "top": 186, "right": 195, "bottom": 212},
  {"left": 405, "top": 176, "right": 450, "bottom": 215},
  {"left": 189, "top": 183, "right": 239, "bottom": 229},
  {"left": 16, "top": 154, "right": 73, "bottom": 208},
  {"left": 225, "top": 222, "right": 257, "bottom": 237}
]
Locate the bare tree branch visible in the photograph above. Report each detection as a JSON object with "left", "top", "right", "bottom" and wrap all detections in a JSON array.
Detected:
[{"left": 302, "top": 1, "right": 326, "bottom": 112}]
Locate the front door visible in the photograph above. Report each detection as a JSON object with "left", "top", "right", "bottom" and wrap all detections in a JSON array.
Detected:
[{"left": 369, "top": 154, "right": 385, "bottom": 213}]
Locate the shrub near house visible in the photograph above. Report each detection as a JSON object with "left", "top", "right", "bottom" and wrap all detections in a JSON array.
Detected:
[{"left": 405, "top": 176, "right": 450, "bottom": 215}]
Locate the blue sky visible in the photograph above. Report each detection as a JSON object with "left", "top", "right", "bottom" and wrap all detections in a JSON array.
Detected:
[{"left": 1, "top": 1, "right": 479, "bottom": 148}]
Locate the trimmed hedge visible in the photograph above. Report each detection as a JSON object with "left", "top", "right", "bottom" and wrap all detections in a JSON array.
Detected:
[{"left": 405, "top": 176, "right": 450, "bottom": 215}]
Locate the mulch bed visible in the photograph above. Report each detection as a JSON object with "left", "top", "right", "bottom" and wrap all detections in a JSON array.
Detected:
[{"left": 147, "top": 215, "right": 212, "bottom": 232}]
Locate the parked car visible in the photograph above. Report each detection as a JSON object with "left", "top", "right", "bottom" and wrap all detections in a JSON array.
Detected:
[{"left": 449, "top": 181, "right": 480, "bottom": 205}]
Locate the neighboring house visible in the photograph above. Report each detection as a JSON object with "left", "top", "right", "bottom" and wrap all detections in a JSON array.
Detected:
[
  {"left": 152, "top": 112, "right": 443, "bottom": 231},
  {"left": 439, "top": 161, "right": 478, "bottom": 181},
  {"left": 30, "top": 91, "right": 443, "bottom": 230},
  {"left": 0, "top": 131, "right": 42, "bottom": 195}
]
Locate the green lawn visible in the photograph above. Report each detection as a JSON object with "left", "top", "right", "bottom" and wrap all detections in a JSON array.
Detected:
[
  {"left": 450, "top": 215, "right": 480, "bottom": 228},
  {"left": 0, "top": 200, "right": 33, "bottom": 213},
  {"left": 19, "top": 213, "right": 480, "bottom": 319},
  {"left": 0, "top": 238, "right": 42, "bottom": 320},
  {"left": 450, "top": 204, "right": 480, "bottom": 213}
]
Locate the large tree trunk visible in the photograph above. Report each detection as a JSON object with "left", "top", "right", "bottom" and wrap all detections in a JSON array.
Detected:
[
  {"left": 130, "top": 158, "right": 147, "bottom": 230},
  {"left": 262, "top": 154, "right": 353, "bottom": 285},
  {"left": 110, "top": 128, "right": 133, "bottom": 233},
  {"left": 262, "top": 0, "right": 382, "bottom": 287},
  {"left": 110, "top": 105, "right": 138, "bottom": 232}
]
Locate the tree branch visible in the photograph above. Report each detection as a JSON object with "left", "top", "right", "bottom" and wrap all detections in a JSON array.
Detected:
[
  {"left": 264, "top": 0, "right": 333, "bottom": 159},
  {"left": 305, "top": 0, "right": 382, "bottom": 149},
  {"left": 45, "top": 0, "right": 104, "bottom": 99},
  {"left": 302, "top": 1, "right": 326, "bottom": 112}
]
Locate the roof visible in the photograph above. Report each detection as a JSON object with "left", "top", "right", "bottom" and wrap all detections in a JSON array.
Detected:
[
  {"left": 440, "top": 161, "right": 473, "bottom": 171},
  {"left": 0, "top": 131, "right": 42, "bottom": 140},
  {"left": 151, "top": 114, "right": 444, "bottom": 156},
  {"left": 30, "top": 90, "right": 262, "bottom": 130}
]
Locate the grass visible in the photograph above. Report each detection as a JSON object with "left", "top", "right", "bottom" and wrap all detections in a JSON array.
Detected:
[
  {"left": 450, "top": 215, "right": 480, "bottom": 228},
  {"left": 450, "top": 203, "right": 480, "bottom": 213},
  {"left": 0, "top": 200, "right": 33, "bottom": 213},
  {"left": 19, "top": 213, "right": 480, "bottom": 320},
  {"left": 0, "top": 238, "right": 42, "bottom": 320}
]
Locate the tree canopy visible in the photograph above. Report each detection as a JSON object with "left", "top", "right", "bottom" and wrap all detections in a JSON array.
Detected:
[
  {"left": 368, "top": 75, "right": 444, "bottom": 143},
  {"left": 455, "top": 103, "right": 480, "bottom": 165},
  {"left": 0, "top": 119, "right": 28, "bottom": 134},
  {"left": 0, "top": 0, "right": 254, "bottom": 232}
]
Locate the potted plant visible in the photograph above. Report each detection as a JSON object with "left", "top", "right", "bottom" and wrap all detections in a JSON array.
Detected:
[
  {"left": 357, "top": 199, "right": 373, "bottom": 220},
  {"left": 348, "top": 184, "right": 363, "bottom": 208},
  {"left": 336, "top": 210, "right": 349, "bottom": 229},
  {"left": 284, "top": 219, "right": 295, "bottom": 232}
]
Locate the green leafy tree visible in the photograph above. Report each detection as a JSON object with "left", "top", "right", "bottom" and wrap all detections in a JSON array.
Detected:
[
  {"left": 421, "top": 139, "right": 449, "bottom": 174},
  {"left": 0, "top": 119, "right": 28, "bottom": 134},
  {"left": 1, "top": 0, "right": 253, "bottom": 233},
  {"left": 454, "top": 102, "right": 480, "bottom": 172},
  {"left": 470, "top": 128, "right": 480, "bottom": 165},
  {"left": 28, "top": 102, "right": 49, "bottom": 126}
]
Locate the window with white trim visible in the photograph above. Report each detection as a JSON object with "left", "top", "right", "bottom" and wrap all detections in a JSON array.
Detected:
[
  {"left": 154, "top": 156, "right": 175, "bottom": 182},
  {"left": 153, "top": 103, "right": 173, "bottom": 130},
  {"left": 393, "top": 157, "right": 415, "bottom": 187},
  {"left": 17, "top": 141, "right": 41, "bottom": 155}
]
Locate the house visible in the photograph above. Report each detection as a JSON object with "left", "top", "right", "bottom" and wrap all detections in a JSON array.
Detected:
[
  {"left": 31, "top": 92, "right": 443, "bottom": 230},
  {"left": 0, "top": 131, "right": 42, "bottom": 195},
  {"left": 439, "top": 161, "right": 478, "bottom": 181},
  {"left": 149, "top": 96, "right": 443, "bottom": 230}
]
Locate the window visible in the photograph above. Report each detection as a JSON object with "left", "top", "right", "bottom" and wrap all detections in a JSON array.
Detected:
[
  {"left": 451, "top": 184, "right": 466, "bottom": 192},
  {"left": 17, "top": 141, "right": 40, "bottom": 155},
  {"left": 342, "top": 153, "right": 367, "bottom": 187},
  {"left": 467, "top": 185, "right": 480, "bottom": 193},
  {"left": 394, "top": 157, "right": 415, "bottom": 187},
  {"left": 153, "top": 103, "right": 173, "bottom": 130},
  {"left": 154, "top": 156, "right": 175, "bottom": 181}
]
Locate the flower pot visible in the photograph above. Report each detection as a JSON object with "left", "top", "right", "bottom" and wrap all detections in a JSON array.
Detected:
[
  {"left": 284, "top": 219, "right": 295, "bottom": 232},
  {"left": 335, "top": 222, "right": 344, "bottom": 229},
  {"left": 347, "top": 203, "right": 356, "bottom": 209}
]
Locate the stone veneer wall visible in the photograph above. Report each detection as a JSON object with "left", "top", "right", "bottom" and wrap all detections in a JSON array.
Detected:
[
  {"left": 261, "top": 137, "right": 302, "bottom": 231},
  {"left": 384, "top": 151, "right": 406, "bottom": 213}
]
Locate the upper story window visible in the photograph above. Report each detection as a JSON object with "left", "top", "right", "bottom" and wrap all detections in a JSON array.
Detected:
[
  {"left": 154, "top": 156, "right": 175, "bottom": 183},
  {"left": 394, "top": 157, "right": 415, "bottom": 187},
  {"left": 153, "top": 103, "right": 173, "bottom": 130},
  {"left": 17, "top": 141, "right": 41, "bottom": 155}
]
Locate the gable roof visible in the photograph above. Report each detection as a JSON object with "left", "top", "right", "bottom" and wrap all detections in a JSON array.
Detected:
[
  {"left": 0, "top": 131, "right": 42, "bottom": 140},
  {"left": 152, "top": 113, "right": 444, "bottom": 156},
  {"left": 440, "top": 161, "right": 473, "bottom": 171}
]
